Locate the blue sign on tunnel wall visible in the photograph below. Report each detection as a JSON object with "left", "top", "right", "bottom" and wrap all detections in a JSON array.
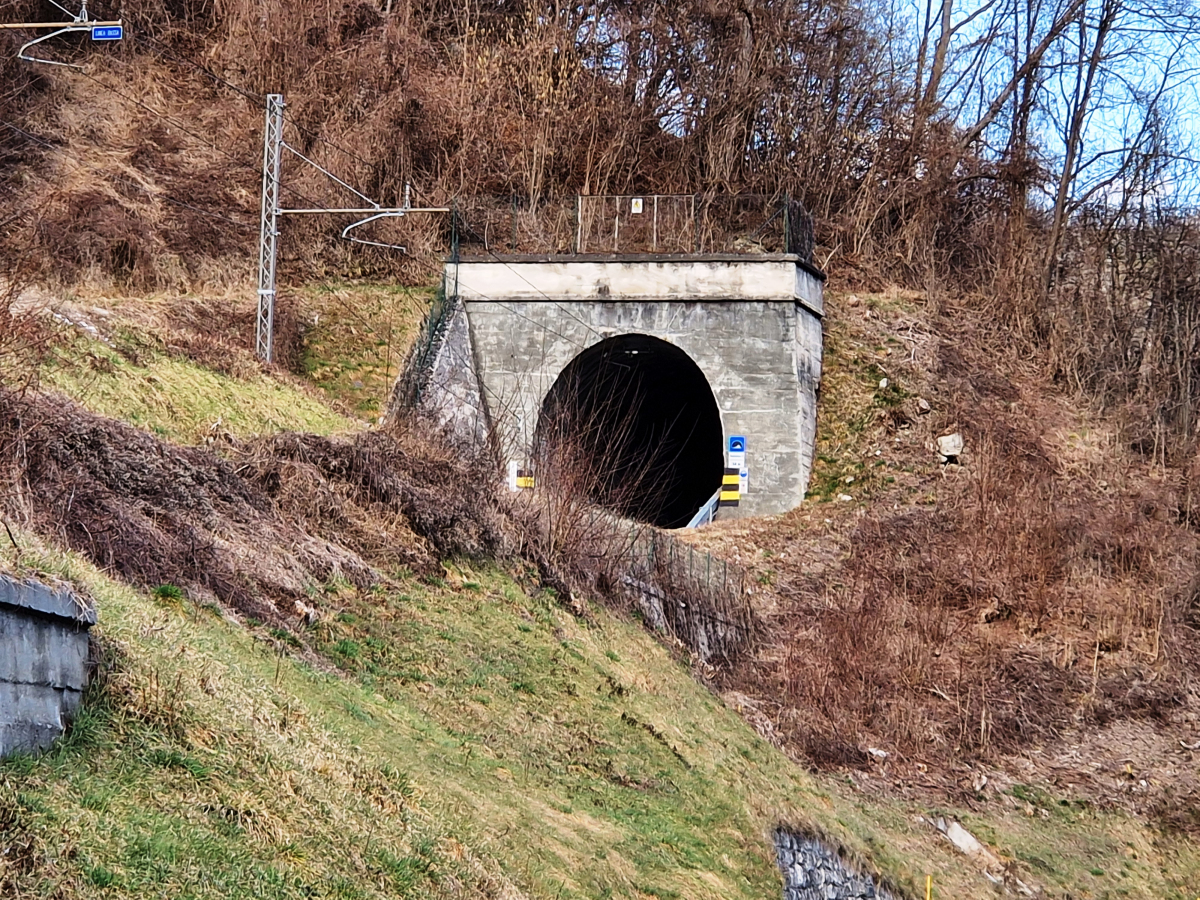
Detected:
[{"left": 728, "top": 436, "right": 748, "bottom": 495}]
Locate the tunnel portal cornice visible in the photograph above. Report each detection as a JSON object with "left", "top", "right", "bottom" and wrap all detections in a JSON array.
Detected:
[
  {"left": 450, "top": 255, "right": 825, "bottom": 319},
  {"left": 456, "top": 251, "right": 827, "bottom": 278}
]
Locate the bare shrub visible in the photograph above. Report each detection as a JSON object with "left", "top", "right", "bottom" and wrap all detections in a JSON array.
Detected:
[
  {"left": 0, "top": 256, "right": 55, "bottom": 394},
  {"left": 0, "top": 390, "right": 523, "bottom": 622},
  {"left": 524, "top": 396, "right": 753, "bottom": 661},
  {"left": 753, "top": 412, "right": 1196, "bottom": 768},
  {"left": 236, "top": 424, "right": 517, "bottom": 566}
]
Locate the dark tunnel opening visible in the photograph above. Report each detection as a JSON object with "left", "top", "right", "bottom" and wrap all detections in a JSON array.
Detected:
[{"left": 534, "top": 334, "right": 724, "bottom": 529}]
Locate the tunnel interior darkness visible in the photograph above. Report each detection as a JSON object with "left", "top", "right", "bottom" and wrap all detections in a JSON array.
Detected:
[{"left": 534, "top": 334, "right": 723, "bottom": 528}]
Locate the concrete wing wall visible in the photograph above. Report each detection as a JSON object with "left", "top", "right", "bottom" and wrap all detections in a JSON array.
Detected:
[{"left": 0, "top": 576, "right": 96, "bottom": 758}]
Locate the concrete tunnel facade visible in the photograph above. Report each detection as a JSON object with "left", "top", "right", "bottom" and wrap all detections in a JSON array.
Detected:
[{"left": 408, "top": 254, "right": 825, "bottom": 522}]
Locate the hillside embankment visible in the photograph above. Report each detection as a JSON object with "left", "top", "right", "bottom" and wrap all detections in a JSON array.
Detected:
[
  {"left": 684, "top": 285, "right": 1200, "bottom": 840},
  {"left": 1, "top": 3, "right": 1198, "bottom": 893},
  {"left": 0, "top": 281, "right": 1197, "bottom": 899}
]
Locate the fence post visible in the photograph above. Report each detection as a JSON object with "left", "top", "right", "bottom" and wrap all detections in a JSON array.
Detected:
[
  {"left": 653, "top": 195, "right": 658, "bottom": 251},
  {"left": 783, "top": 193, "right": 791, "bottom": 255},
  {"left": 575, "top": 194, "right": 582, "bottom": 254},
  {"left": 511, "top": 193, "right": 518, "bottom": 251}
]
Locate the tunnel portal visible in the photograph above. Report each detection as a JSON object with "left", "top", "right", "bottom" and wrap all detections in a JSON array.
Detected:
[{"left": 535, "top": 334, "right": 724, "bottom": 529}]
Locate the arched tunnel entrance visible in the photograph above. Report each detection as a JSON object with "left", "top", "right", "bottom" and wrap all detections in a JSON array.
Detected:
[{"left": 534, "top": 334, "right": 723, "bottom": 529}]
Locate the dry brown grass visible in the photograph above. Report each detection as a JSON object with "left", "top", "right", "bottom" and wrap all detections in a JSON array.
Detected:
[
  {"left": 0, "top": 378, "right": 746, "bottom": 674},
  {"left": 94, "top": 289, "right": 310, "bottom": 378},
  {"left": 681, "top": 288, "right": 1200, "bottom": 829},
  {"left": 0, "top": 0, "right": 944, "bottom": 291},
  {"left": 771, "top": 456, "right": 1191, "bottom": 763},
  {"left": 0, "top": 270, "right": 55, "bottom": 393},
  {"left": 0, "top": 388, "right": 520, "bottom": 625}
]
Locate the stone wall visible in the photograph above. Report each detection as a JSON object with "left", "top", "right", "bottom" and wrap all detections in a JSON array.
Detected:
[
  {"left": 621, "top": 526, "right": 753, "bottom": 663},
  {"left": 775, "top": 829, "right": 898, "bottom": 900},
  {"left": 412, "top": 296, "right": 491, "bottom": 451},
  {"left": 0, "top": 575, "right": 96, "bottom": 758}
]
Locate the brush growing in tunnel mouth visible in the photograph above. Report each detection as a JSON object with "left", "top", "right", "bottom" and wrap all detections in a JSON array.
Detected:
[{"left": 535, "top": 334, "right": 723, "bottom": 528}]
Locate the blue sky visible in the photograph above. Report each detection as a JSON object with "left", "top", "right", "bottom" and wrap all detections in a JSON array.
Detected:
[{"left": 904, "top": 0, "right": 1200, "bottom": 209}]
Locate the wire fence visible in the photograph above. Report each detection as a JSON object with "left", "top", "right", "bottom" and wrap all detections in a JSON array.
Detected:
[
  {"left": 451, "top": 194, "right": 815, "bottom": 264},
  {"left": 617, "top": 524, "right": 754, "bottom": 664}
]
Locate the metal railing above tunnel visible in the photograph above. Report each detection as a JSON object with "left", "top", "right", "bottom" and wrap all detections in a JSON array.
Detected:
[{"left": 450, "top": 193, "right": 816, "bottom": 265}]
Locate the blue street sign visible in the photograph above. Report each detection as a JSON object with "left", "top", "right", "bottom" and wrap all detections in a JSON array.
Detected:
[
  {"left": 91, "top": 25, "right": 123, "bottom": 40},
  {"left": 728, "top": 435, "right": 746, "bottom": 454}
]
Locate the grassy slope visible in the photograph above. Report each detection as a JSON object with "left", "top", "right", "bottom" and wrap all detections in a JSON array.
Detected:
[
  {"left": 3, "top": 286, "right": 1198, "bottom": 900},
  {"left": 42, "top": 331, "right": 355, "bottom": 442},
  {"left": 297, "top": 282, "right": 433, "bottom": 419},
  {"left": 0, "top": 536, "right": 953, "bottom": 900},
  {"left": 5, "top": 534, "right": 1195, "bottom": 900},
  {"left": 35, "top": 280, "right": 430, "bottom": 440},
  {"left": 688, "top": 285, "right": 1200, "bottom": 897}
]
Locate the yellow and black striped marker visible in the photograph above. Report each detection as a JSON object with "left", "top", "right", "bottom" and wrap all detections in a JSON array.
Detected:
[
  {"left": 719, "top": 467, "right": 740, "bottom": 506},
  {"left": 516, "top": 469, "right": 535, "bottom": 490}
]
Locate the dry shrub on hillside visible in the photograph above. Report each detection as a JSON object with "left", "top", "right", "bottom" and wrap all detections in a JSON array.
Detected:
[
  {"left": 720, "top": 309, "right": 1200, "bottom": 770},
  {"left": 0, "top": 28, "right": 51, "bottom": 165},
  {"left": 0, "top": 371, "right": 735, "bottom": 654},
  {"left": 0, "top": 391, "right": 518, "bottom": 623},
  {"left": 231, "top": 426, "right": 516, "bottom": 568},
  {"left": 0, "top": 0, "right": 928, "bottom": 288},
  {"left": 1041, "top": 217, "right": 1200, "bottom": 463},
  {"left": 767, "top": 437, "right": 1195, "bottom": 767},
  {"left": 0, "top": 389, "right": 364, "bottom": 620},
  {"left": 0, "top": 259, "right": 55, "bottom": 393}
]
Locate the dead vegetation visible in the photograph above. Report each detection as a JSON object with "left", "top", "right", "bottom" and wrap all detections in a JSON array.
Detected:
[
  {"left": 1, "top": 0, "right": 1199, "bottom": 848},
  {"left": 0, "top": 376, "right": 746, "bottom": 673},
  {"left": 684, "top": 288, "right": 1200, "bottom": 832},
  {"left": 2, "top": 0, "right": 1197, "bottom": 460},
  {"left": 0, "top": 387, "right": 516, "bottom": 623},
  {"left": 522, "top": 413, "right": 756, "bottom": 662},
  {"left": 0, "top": 258, "right": 56, "bottom": 394}
]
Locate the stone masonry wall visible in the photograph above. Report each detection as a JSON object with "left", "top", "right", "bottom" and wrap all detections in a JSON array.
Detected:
[
  {"left": 0, "top": 575, "right": 96, "bottom": 758},
  {"left": 775, "top": 830, "right": 898, "bottom": 900},
  {"left": 413, "top": 297, "right": 491, "bottom": 451}
]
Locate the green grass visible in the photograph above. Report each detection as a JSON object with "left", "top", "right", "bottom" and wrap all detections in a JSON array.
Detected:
[
  {"left": 3, "top": 533, "right": 1198, "bottom": 899},
  {"left": 7, "top": 282, "right": 1200, "bottom": 900},
  {"left": 42, "top": 332, "right": 355, "bottom": 442},
  {"left": 297, "top": 282, "right": 433, "bottom": 418}
]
